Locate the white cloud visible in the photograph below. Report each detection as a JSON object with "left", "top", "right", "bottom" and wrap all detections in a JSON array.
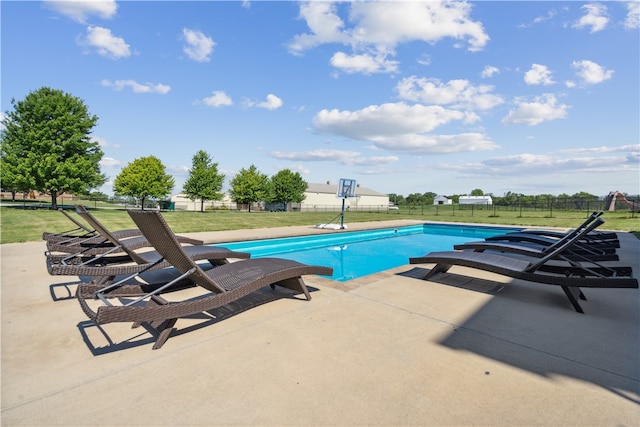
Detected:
[
  {"left": 92, "top": 136, "right": 119, "bottom": 149},
  {"left": 372, "top": 133, "right": 498, "bottom": 154},
  {"left": 502, "top": 94, "right": 569, "bottom": 126},
  {"left": 396, "top": 76, "right": 504, "bottom": 111},
  {"left": 348, "top": 1, "right": 489, "bottom": 51},
  {"left": 518, "top": 8, "right": 559, "bottom": 28},
  {"left": 557, "top": 144, "right": 639, "bottom": 155},
  {"left": 182, "top": 28, "right": 215, "bottom": 62},
  {"left": 481, "top": 65, "right": 500, "bottom": 78},
  {"left": 99, "top": 156, "right": 123, "bottom": 168},
  {"left": 245, "top": 94, "right": 283, "bottom": 110},
  {"left": 330, "top": 51, "right": 398, "bottom": 74},
  {"left": 288, "top": 1, "right": 489, "bottom": 75},
  {"left": 101, "top": 79, "right": 170, "bottom": 94},
  {"left": 167, "top": 164, "right": 190, "bottom": 177},
  {"left": 270, "top": 149, "right": 398, "bottom": 166},
  {"left": 287, "top": 2, "right": 349, "bottom": 54},
  {"left": 0, "top": 112, "right": 5, "bottom": 131},
  {"left": 312, "top": 102, "right": 498, "bottom": 154},
  {"left": 314, "top": 103, "right": 465, "bottom": 140},
  {"left": 258, "top": 94, "right": 283, "bottom": 110},
  {"left": 573, "top": 3, "right": 609, "bottom": 33},
  {"left": 624, "top": 2, "right": 640, "bottom": 29},
  {"left": 201, "top": 91, "right": 233, "bottom": 107},
  {"left": 571, "top": 60, "right": 614, "bottom": 84},
  {"left": 44, "top": 0, "right": 117, "bottom": 23},
  {"left": 81, "top": 26, "right": 130, "bottom": 59},
  {"left": 446, "top": 144, "right": 639, "bottom": 177},
  {"left": 524, "top": 64, "right": 555, "bottom": 86}
]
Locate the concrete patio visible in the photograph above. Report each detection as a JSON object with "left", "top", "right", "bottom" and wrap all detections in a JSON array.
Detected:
[{"left": 1, "top": 220, "right": 638, "bottom": 426}]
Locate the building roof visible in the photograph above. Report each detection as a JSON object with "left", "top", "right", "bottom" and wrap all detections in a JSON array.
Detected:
[{"left": 305, "top": 182, "right": 387, "bottom": 197}]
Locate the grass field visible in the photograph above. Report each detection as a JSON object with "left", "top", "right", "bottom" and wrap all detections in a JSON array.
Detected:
[{"left": 1, "top": 203, "right": 638, "bottom": 244}]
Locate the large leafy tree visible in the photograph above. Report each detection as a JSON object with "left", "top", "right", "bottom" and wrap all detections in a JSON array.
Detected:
[
  {"left": 183, "top": 150, "right": 225, "bottom": 212},
  {"left": 268, "top": 169, "right": 307, "bottom": 211},
  {"left": 0, "top": 87, "right": 105, "bottom": 208},
  {"left": 228, "top": 164, "right": 268, "bottom": 212},
  {"left": 113, "top": 155, "right": 174, "bottom": 209}
]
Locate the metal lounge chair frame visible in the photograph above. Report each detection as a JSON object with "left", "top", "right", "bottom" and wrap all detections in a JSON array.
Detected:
[
  {"left": 409, "top": 218, "right": 637, "bottom": 313},
  {"left": 76, "top": 209, "right": 333, "bottom": 350},
  {"left": 43, "top": 207, "right": 140, "bottom": 244},
  {"left": 47, "top": 207, "right": 249, "bottom": 285},
  {"left": 453, "top": 212, "right": 619, "bottom": 262},
  {"left": 484, "top": 212, "right": 619, "bottom": 250},
  {"left": 45, "top": 205, "right": 203, "bottom": 255}
]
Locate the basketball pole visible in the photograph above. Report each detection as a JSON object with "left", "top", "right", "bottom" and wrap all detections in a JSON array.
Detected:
[{"left": 340, "top": 196, "right": 346, "bottom": 229}]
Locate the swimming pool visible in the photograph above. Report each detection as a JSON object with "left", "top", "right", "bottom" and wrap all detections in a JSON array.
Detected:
[{"left": 220, "top": 223, "right": 520, "bottom": 282}]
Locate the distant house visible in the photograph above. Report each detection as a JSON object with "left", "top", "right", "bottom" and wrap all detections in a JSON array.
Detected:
[
  {"left": 459, "top": 195, "right": 493, "bottom": 206},
  {"left": 170, "top": 193, "right": 236, "bottom": 211},
  {"left": 302, "top": 182, "right": 389, "bottom": 210},
  {"left": 433, "top": 195, "right": 452, "bottom": 205}
]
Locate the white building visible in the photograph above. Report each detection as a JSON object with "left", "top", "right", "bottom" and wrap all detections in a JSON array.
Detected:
[
  {"left": 459, "top": 195, "right": 493, "bottom": 205},
  {"left": 301, "top": 182, "right": 390, "bottom": 211},
  {"left": 170, "top": 193, "right": 236, "bottom": 211},
  {"left": 433, "top": 195, "right": 452, "bottom": 205}
]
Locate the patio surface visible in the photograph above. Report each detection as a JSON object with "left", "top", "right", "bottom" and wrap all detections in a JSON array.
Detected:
[{"left": 1, "top": 220, "right": 639, "bottom": 426}]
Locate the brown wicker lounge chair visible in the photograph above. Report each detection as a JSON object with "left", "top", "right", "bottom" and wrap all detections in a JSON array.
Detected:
[
  {"left": 45, "top": 205, "right": 203, "bottom": 255},
  {"left": 409, "top": 218, "right": 637, "bottom": 313},
  {"left": 47, "top": 206, "right": 249, "bottom": 286},
  {"left": 43, "top": 207, "right": 140, "bottom": 244},
  {"left": 76, "top": 209, "right": 333, "bottom": 350},
  {"left": 453, "top": 212, "right": 619, "bottom": 262}
]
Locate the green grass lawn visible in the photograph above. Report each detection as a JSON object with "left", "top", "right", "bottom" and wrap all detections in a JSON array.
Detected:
[{"left": 1, "top": 204, "right": 638, "bottom": 244}]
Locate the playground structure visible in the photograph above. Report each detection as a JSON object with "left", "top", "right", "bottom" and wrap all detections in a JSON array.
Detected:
[{"left": 604, "top": 191, "right": 640, "bottom": 212}]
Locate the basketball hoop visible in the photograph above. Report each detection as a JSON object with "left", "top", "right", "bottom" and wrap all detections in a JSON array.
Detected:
[{"left": 336, "top": 178, "right": 357, "bottom": 199}]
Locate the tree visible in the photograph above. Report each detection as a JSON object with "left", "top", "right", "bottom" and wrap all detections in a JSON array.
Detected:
[
  {"left": 406, "top": 193, "right": 425, "bottom": 205},
  {"left": 0, "top": 87, "right": 105, "bottom": 208},
  {"left": 422, "top": 191, "right": 437, "bottom": 205},
  {"left": 183, "top": 150, "right": 225, "bottom": 212},
  {"left": 267, "top": 169, "right": 307, "bottom": 211},
  {"left": 113, "top": 156, "right": 174, "bottom": 209},
  {"left": 388, "top": 193, "right": 404, "bottom": 205},
  {"left": 470, "top": 188, "right": 484, "bottom": 196},
  {"left": 228, "top": 164, "right": 268, "bottom": 212},
  {"left": 0, "top": 152, "right": 25, "bottom": 201}
]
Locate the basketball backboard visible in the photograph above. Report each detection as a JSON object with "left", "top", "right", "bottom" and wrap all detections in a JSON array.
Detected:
[{"left": 336, "top": 178, "right": 356, "bottom": 198}]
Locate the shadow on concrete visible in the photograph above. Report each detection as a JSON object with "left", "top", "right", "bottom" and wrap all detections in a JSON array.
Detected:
[
  {"left": 400, "top": 267, "right": 640, "bottom": 404},
  {"left": 77, "top": 286, "right": 319, "bottom": 355}
]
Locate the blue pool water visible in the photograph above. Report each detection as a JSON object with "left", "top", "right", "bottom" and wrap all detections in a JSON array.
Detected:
[{"left": 221, "top": 224, "right": 520, "bottom": 282}]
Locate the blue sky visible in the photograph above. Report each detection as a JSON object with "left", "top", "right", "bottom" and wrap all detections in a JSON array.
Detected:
[{"left": 2, "top": 1, "right": 639, "bottom": 198}]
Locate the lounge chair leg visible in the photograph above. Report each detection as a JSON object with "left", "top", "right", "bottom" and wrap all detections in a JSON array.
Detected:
[
  {"left": 152, "top": 318, "right": 178, "bottom": 350},
  {"left": 273, "top": 277, "right": 312, "bottom": 301},
  {"left": 562, "top": 286, "right": 585, "bottom": 313},
  {"left": 423, "top": 264, "right": 451, "bottom": 280}
]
